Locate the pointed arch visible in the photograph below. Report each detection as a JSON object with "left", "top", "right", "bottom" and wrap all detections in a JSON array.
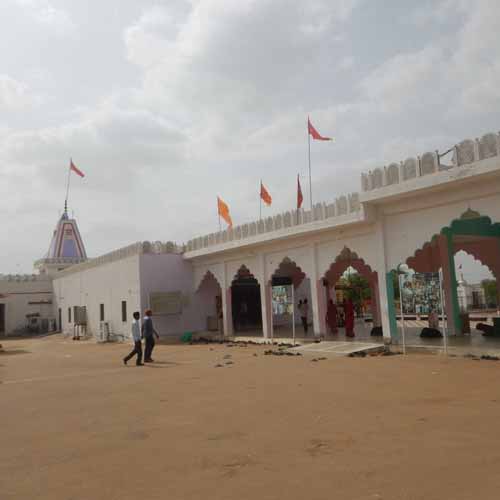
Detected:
[
  {"left": 402, "top": 209, "right": 500, "bottom": 273},
  {"left": 196, "top": 270, "right": 222, "bottom": 293},
  {"left": 322, "top": 246, "right": 377, "bottom": 285},
  {"left": 270, "top": 257, "right": 307, "bottom": 288}
]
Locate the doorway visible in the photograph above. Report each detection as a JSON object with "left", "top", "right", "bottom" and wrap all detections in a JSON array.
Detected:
[{"left": 0, "top": 303, "right": 5, "bottom": 336}]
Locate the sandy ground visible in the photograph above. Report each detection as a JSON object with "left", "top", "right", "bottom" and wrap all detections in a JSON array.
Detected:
[{"left": 2, "top": 335, "right": 500, "bottom": 500}]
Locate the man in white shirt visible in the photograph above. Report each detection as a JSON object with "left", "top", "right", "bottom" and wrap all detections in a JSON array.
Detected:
[{"left": 123, "top": 311, "right": 143, "bottom": 366}]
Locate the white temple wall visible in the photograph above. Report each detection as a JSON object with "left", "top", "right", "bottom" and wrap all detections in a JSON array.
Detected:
[
  {"left": 53, "top": 254, "right": 141, "bottom": 339},
  {"left": 0, "top": 278, "right": 53, "bottom": 336}
]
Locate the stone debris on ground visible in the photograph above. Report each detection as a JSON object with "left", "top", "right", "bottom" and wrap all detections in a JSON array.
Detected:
[
  {"left": 311, "top": 357, "right": 327, "bottom": 362},
  {"left": 264, "top": 349, "right": 302, "bottom": 357}
]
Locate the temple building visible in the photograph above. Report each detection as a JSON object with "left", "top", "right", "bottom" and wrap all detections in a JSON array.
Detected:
[
  {"left": 2, "top": 130, "right": 500, "bottom": 345},
  {"left": 0, "top": 208, "right": 87, "bottom": 336}
]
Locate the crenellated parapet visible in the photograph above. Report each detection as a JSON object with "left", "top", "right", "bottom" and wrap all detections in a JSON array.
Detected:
[
  {"left": 361, "top": 131, "right": 500, "bottom": 192},
  {"left": 54, "top": 240, "right": 183, "bottom": 277},
  {"left": 0, "top": 273, "right": 51, "bottom": 282},
  {"left": 185, "top": 192, "right": 361, "bottom": 253}
]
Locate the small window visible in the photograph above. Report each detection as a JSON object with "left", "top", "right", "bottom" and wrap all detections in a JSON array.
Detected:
[
  {"left": 100, "top": 304, "right": 105, "bottom": 322},
  {"left": 68, "top": 307, "right": 72, "bottom": 323},
  {"left": 121, "top": 301, "right": 127, "bottom": 322}
]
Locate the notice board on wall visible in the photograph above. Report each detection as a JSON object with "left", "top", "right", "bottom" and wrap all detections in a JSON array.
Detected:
[{"left": 149, "top": 291, "right": 182, "bottom": 315}]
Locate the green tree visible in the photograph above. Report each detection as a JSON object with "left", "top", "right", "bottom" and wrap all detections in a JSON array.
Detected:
[
  {"left": 481, "top": 279, "right": 498, "bottom": 307},
  {"left": 338, "top": 272, "right": 371, "bottom": 309}
]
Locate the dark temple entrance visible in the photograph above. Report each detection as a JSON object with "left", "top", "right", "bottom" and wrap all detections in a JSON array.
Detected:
[
  {"left": 0, "top": 303, "right": 5, "bottom": 336},
  {"left": 231, "top": 266, "right": 262, "bottom": 333}
]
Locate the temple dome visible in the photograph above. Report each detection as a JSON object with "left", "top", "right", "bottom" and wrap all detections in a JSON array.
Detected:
[{"left": 35, "top": 211, "right": 87, "bottom": 275}]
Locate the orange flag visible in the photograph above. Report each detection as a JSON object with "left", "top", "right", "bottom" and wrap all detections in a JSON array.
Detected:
[
  {"left": 260, "top": 181, "right": 272, "bottom": 206},
  {"left": 297, "top": 174, "right": 303, "bottom": 209},
  {"left": 217, "top": 196, "right": 233, "bottom": 228}
]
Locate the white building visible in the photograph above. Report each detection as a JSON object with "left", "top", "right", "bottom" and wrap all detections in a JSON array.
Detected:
[{"left": 2, "top": 130, "right": 500, "bottom": 343}]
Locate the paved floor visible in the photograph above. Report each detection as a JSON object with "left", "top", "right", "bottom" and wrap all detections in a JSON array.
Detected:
[{"left": 291, "top": 341, "right": 384, "bottom": 356}]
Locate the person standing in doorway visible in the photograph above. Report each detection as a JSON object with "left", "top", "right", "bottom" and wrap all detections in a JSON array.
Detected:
[
  {"left": 344, "top": 298, "right": 355, "bottom": 337},
  {"left": 326, "top": 299, "right": 338, "bottom": 334},
  {"left": 142, "top": 309, "right": 160, "bottom": 363},
  {"left": 299, "top": 298, "right": 309, "bottom": 334},
  {"left": 123, "top": 311, "right": 143, "bottom": 366}
]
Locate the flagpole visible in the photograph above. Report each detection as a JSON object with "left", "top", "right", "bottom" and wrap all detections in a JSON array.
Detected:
[
  {"left": 308, "top": 120, "right": 313, "bottom": 211},
  {"left": 217, "top": 197, "right": 221, "bottom": 232},
  {"left": 259, "top": 180, "right": 262, "bottom": 220},
  {"left": 296, "top": 174, "right": 299, "bottom": 225},
  {"left": 64, "top": 159, "right": 72, "bottom": 215}
]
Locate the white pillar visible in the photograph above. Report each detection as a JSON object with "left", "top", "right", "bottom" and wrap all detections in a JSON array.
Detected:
[
  {"left": 308, "top": 244, "right": 325, "bottom": 337},
  {"left": 220, "top": 262, "right": 233, "bottom": 337},
  {"left": 257, "top": 253, "right": 271, "bottom": 339},
  {"left": 373, "top": 215, "right": 393, "bottom": 341}
]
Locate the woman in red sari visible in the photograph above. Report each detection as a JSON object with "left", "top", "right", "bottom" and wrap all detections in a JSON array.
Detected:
[
  {"left": 344, "top": 298, "right": 355, "bottom": 337},
  {"left": 326, "top": 299, "right": 338, "bottom": 334}
]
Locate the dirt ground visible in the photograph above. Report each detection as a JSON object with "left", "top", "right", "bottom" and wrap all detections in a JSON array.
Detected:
[{"left": 2, "top": 335, "right": 500, "bottom": 500}]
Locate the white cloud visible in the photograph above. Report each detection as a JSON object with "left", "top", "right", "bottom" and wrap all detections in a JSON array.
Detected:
[
  {"left": 13, "top": 0, "right": 74, "bottom": 35},
  {"left": 1, "top": 0, "right": 500, "bottom": 273},
  {"left": 0, "top": 74, "right": 41, "bottom": 111}
]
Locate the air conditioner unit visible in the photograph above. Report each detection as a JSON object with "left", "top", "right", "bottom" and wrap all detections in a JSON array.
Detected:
[{"left": 98, "top": 321, "right": 110, "bottom": 342}]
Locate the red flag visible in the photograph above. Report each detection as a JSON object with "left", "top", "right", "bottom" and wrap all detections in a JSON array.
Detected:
[
  {"left": 260, "top": 181, "right": 272, "bottom": 206},
  {"left": 308, "top": 117, "right": 332, "bottom": 141},
  {"left": 217, "top": 196, "right": 233, "bottom": 228},
  {"left": 70, "top": 159, "right": 85, "bottom": 178},
  {"left": 297, "top": 174, "right": 303, "bottom": 209}
]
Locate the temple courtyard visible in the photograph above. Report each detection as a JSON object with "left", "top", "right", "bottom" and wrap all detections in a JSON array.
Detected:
[{"left": 2, "top": 335, "right": 500, "bottom": 500}]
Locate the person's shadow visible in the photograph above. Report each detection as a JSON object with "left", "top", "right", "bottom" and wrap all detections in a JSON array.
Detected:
[{"left": 144, "top": 360, "right": 178, "bottom": 368}]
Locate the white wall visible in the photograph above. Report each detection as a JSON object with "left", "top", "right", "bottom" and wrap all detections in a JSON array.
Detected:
[
  {"left": 0, "top": 278, "right": 53, "bottom": 335},
  {"left": 53, "top": 254, "right": 141, "bottom": 339}
]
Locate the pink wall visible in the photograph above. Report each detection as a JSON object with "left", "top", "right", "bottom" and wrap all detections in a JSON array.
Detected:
[{"left": 139, "top": 254, "right": 203, "bottom": 336}]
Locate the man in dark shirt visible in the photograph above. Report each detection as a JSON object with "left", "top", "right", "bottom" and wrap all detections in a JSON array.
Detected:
[{"left": 142, "top": 309, "right": 160, "bottom": 363}]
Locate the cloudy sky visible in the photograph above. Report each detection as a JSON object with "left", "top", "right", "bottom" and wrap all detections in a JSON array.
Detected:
[{"left": 1, "top": 0, "right": 499, "bottom": 278}]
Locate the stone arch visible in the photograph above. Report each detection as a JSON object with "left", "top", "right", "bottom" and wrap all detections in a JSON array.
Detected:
[
  {"left": 196, "top": 270, "right": 221, "bottom": 292},
  {"left": 195, "top": 268, "right": 223, "bottom": 292},
  {"left": 270, "top": 257, "right": 307, "bottom": 289},
  {"left": 321, "top": 246, "right": 382, "bottom": 333},
  {"left": 392, "top": 209, "right": 500, "bottom": 338},
  {"left": 231, "top": 265, "right": 262, "bottom": 334},
  {"left": 323, "top": 246, "right": 378, "bottom": 285},
  {"left": 195, "top": 270, "right": 223, "bottom": 333}
]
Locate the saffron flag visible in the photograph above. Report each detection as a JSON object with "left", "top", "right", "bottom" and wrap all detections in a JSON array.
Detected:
[
  {"left": 217, "top": 196, "right": 233, "bottom": 228},
  {"left": 308, "top": 117, "right": 332, "bottom": 141},
  {"left": 297, "top": 174, "right": 303, "bottom": 209},
  {"left": 70, "top": 159, "right": 85, "bottom": 178},
  {"left": 260, "top": 181, "right": 272, "bottom": 206}
]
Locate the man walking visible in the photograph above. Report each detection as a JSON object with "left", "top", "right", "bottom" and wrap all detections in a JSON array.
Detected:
[
  {"left": 123, "top": 311, "right": 143, "bottom": 366},
  {"left": 142, "top": 309, "right": 160, "bottom": 363}
]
